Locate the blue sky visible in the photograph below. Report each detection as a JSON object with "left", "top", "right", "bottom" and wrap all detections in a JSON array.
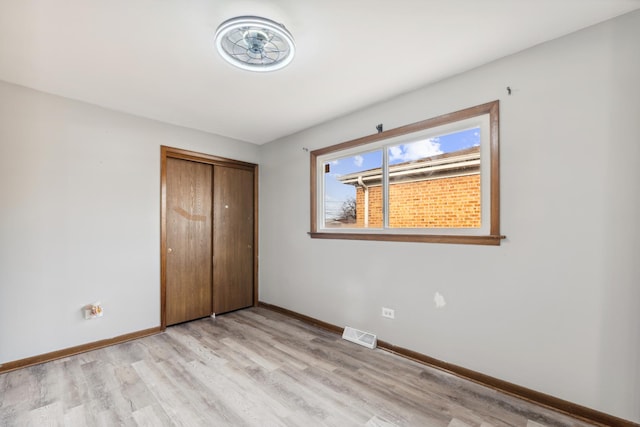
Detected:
[{"left": 323, "top": 127, "right": 480, "bottom": 219}]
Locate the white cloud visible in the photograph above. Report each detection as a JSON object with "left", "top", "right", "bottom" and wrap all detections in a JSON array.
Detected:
[
  {"left": 388, "top": 146, "right": 403, "bottom": 160},
  {"left": 389, "top": 138, "right": 442, "bottom": 162},
  {"left": 353, "top": 155, "right": 364, "bottom": 167}
]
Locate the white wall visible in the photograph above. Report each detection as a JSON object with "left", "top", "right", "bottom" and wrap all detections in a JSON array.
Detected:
[
  {"left": 259, "top": 10, "right": 640, "bottom": 423},
  {"left": 0, "top": 81, "right": 259, "bottom": 364}
]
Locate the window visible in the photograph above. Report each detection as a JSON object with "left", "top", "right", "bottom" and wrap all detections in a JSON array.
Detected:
[{"left": 309, "top": 101, "right": 503, "bottom": 245}]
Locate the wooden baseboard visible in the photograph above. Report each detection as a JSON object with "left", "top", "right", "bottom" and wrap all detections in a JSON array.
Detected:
[
  {"left": 259, "top": 302, "right": 343, "bottom": 335},
  {"left": 0, "top": 326, "right": 163, "bottom": 374},
  {"left": 258, "top": 301, "right": 638, "bottom": 427}
]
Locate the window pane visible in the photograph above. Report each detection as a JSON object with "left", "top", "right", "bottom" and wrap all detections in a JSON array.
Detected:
[
  {"left": 311, "top": 101, "right": 501, "bottom": 244},
  {"left": 387, "top": 127, "right": 481, "bottom": 229},
  {"left": 323, "top": 150, "right": 382, "bottom": 228}
]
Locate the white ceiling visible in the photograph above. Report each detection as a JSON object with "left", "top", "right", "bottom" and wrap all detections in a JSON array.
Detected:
[{"left": 1, "top": 1, "right": 639, "bottom": 145}]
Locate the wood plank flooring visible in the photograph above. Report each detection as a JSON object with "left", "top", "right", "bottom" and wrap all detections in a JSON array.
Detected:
[{"left": 0, "top": 307, "right": 596, "bottom": 426}]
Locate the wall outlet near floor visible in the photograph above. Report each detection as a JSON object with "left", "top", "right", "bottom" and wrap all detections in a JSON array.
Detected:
[
  {"left": 382, "top": 307, "right": 395, "bottom": 319},
  {"left": 84, "top": 302, "right": 104, "bottom": 319}
]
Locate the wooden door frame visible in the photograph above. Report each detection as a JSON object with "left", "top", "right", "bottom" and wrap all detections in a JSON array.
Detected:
[{"left": 160, "top": 146, "right": 259, "bottom": 329}]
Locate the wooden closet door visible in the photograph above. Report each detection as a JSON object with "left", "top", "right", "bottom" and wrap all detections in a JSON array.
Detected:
[
  {"left": 213, "top": 165, "right": 254, "bottom": 314},
  {"left": 166, "top": 158, "right": 213, "bottom": 325}
]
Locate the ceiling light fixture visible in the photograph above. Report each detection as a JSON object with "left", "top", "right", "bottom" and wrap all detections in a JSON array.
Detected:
[{"left": 214, "top": 16, "right": 295, "bottom": 72}]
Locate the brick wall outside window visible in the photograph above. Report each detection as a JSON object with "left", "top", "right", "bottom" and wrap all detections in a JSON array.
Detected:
[{"left": 355, "top": 174, "right": 480, "bottom": 228}]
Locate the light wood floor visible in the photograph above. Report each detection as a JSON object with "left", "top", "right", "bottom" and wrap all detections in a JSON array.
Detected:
[{"left": 0, "top": 307, "right": 595, "bottom": 427}]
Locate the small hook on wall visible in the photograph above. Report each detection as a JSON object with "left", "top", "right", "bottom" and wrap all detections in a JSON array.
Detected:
[
  {"left": 302, "top": 147, "right": 309, "bottom": 152},
  {"left": 506, "top": 86, "right": 512, "bottom": 95},
  {"left": 376, "top": 124, "right": 383, "bottom": 133}
]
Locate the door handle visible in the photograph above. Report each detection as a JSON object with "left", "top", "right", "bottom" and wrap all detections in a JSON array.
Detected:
[{"left": 168, "top": 247, "right": 173, "bottom": 254}]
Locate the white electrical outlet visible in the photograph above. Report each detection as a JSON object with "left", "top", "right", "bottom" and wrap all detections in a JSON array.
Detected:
[{"left": 382, "top": 307, "right": 395, "bottom": 319}]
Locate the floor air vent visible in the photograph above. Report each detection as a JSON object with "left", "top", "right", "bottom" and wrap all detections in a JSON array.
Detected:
[{"left": 342, "top": 326, "right": 377, "bottom": 349}]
